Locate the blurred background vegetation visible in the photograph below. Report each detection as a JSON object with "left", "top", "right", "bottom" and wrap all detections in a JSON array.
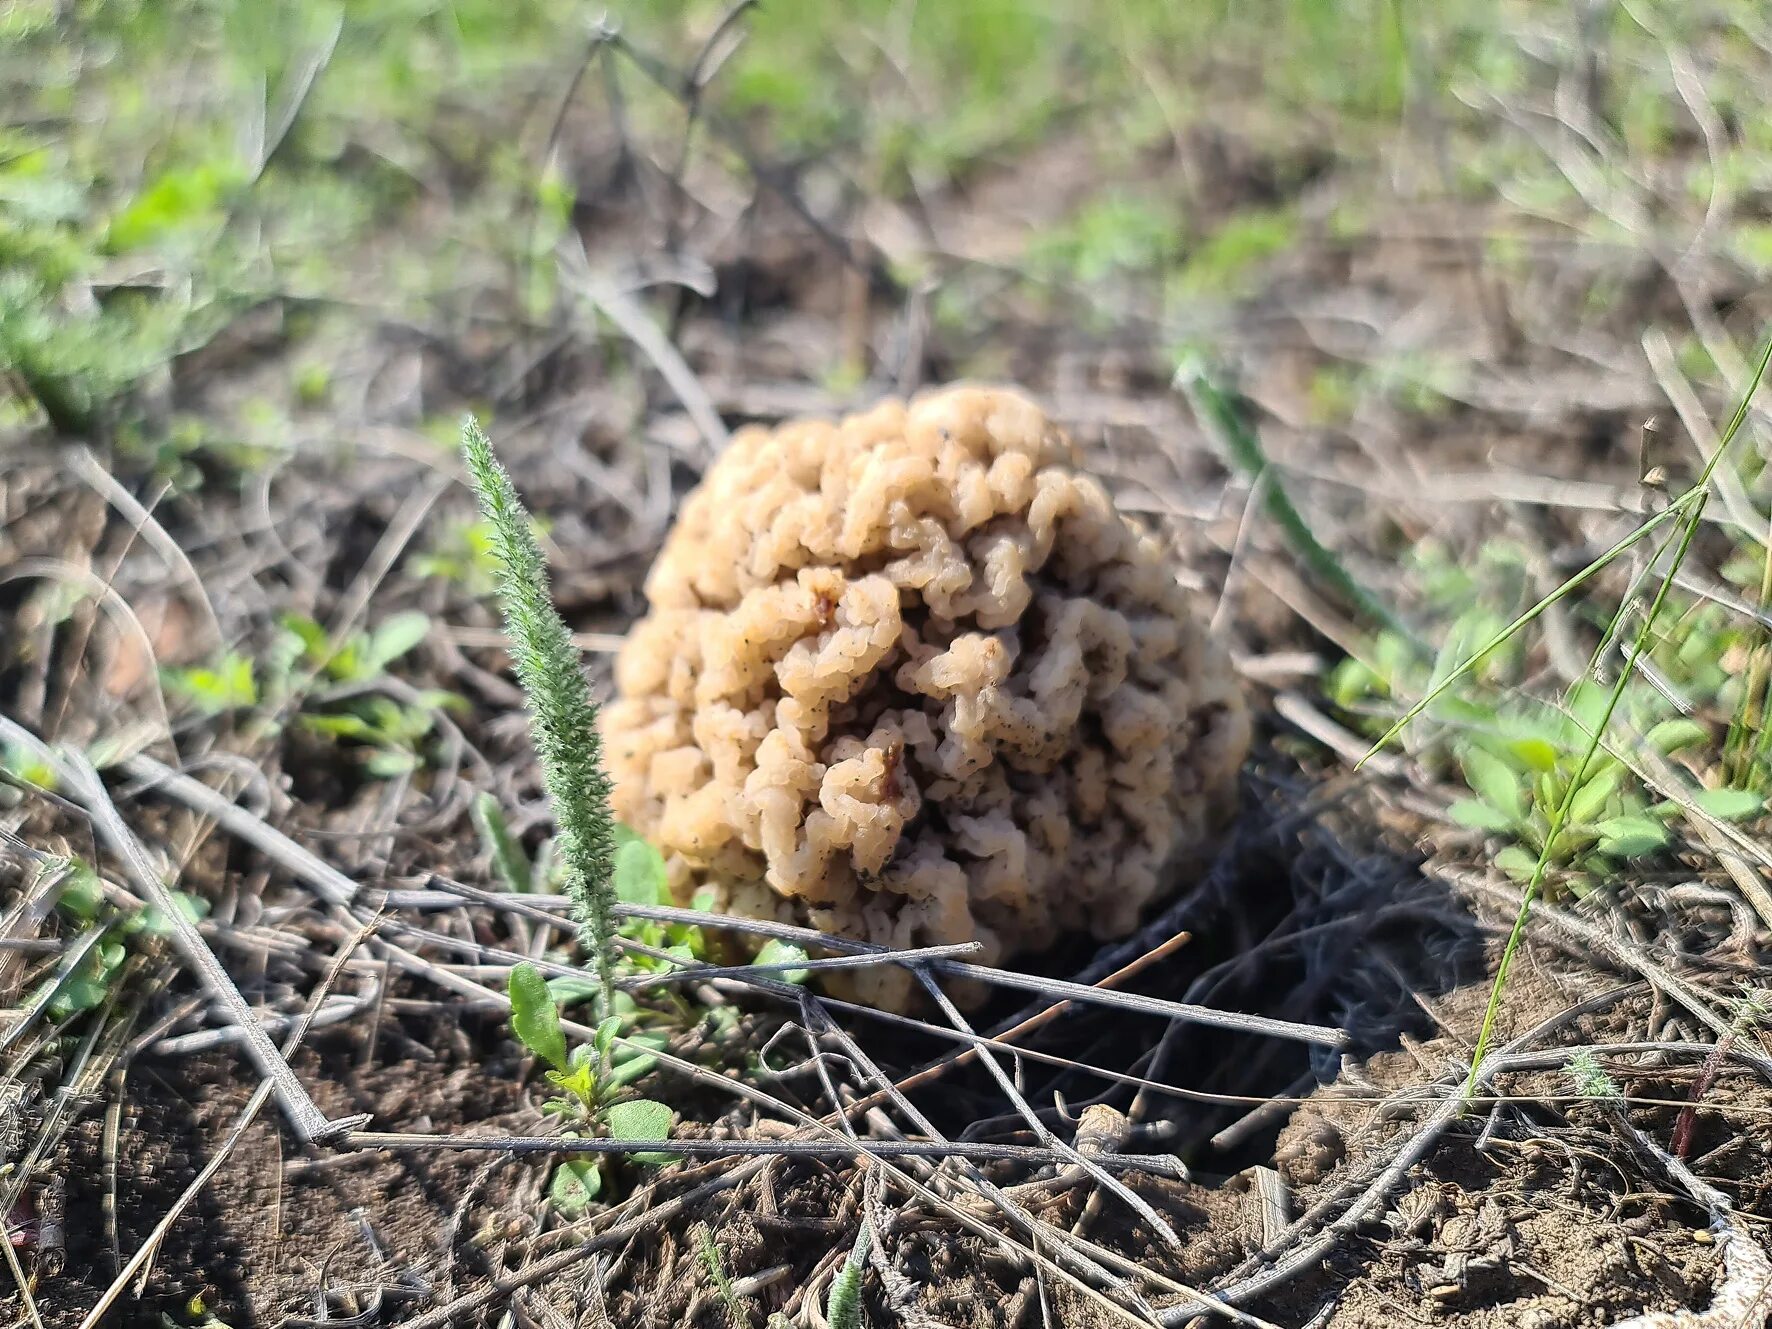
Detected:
[{"left": 12, "top": 0, "right": 1763, "bottom": 450}]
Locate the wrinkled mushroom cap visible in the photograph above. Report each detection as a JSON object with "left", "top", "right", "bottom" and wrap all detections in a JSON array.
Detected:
[{"left": 603, "top": 385, "right": 1250, "bottom": 1010}]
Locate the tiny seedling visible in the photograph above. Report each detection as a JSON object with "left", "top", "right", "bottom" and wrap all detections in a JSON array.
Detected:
[
  {"left": 300, "top": 694, "right": 454, "bottom": 779},
  {"left": 276, "top": 610, "right": 432, "bottom": 687},
  {"left": 161, "top": 611, "right": 449, "bottom": 778},
  {"left": 34, "top": 859, "right": 208, "bottom": 1020},
  {"left": 161, "top": 652, "right": 258, "bottom": 716},
  {"left": 1331, "top": 541, "right": 1768, "bottom": 891},
  {"left": 507, "top": 962, "right": 675, "bottom": 1215}
]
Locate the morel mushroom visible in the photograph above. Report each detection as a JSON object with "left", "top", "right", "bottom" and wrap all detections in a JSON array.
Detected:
[{"left": 603, "top": 385, "right": 1250, "bottom": 1010}]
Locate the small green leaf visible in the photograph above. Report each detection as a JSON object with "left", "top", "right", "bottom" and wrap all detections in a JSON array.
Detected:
[
  {"left": 1568, "top": 766, "right": 1622, "bottom": 824},
  {"left": 605, "top": 1098, "right": 673, "bottom": 1143},
  {"left": 1327, "top": 657, "right": 1383, "bottom": 709},
  {"left": 508, "top": 962, "right": 569, "bottom": 1071},
  {"left": 594, "top": 1014, "right": 621, "bottom": 1063},
  {"left": 364, "top": 611, "right": 431, "bottom": 673},
  {"left": 135, "top": 891, "right": 208, "bottom": 936},
  {"left": 301, "top": 712, "right": 378, "bottom": 742},
  {"left": 606, "top": 1051, "right": 660, "bottom": 1090},
  {"left": 753, "top": 939, "right": 813, "bottom": 983},
  {"left": 1594, "top": 816, "right": 1668, "bottom": 859},
  {"left": 546, "top": 1059, "right": 598, "bottom": 1107},
  {"left": 612, "top": 837, "right": 669, "bottom": 906},
  {"left": 613, "top": 1031, "right": 669, "bottom": 1065},
  {"left": 1567, "top": 679, "right": 1610, "bottom": 738},
  {"left": 1447, "top": 798, "right": 1517, "bottom": 833},
  {"left": 1505, "top": 736, "right": 1559, "bottom": 772},
  {"left": 1693, "top": 787, "right": 1764, "bottom": 822},
  {"left": 1459, "top": 746, "right": 1525, "bottom": 822},
  {"left": 1644, "top": 718, "right": 1709, "bottom": 753},
  {"left": 547, "top": 974, "right": 605, "bottom": 1008},
  {"left": 54, "top": 864, "right": 105, "bottom": 922},
  {"left": 53, "top": 974, "right": 113, "bottom": 1018},
  {"left": 1495, "top": 845, "right": 1540, "bottom": 881},
  {"left": 608, "top": 1028, "right": 667, "bottom": 1087},
  {"left": 364, "top": 748, "right": 419, "bottom": 778},
  {"left": 549, "top": 1157, "right": 602, "bottom": 1214},
  {"left": 472, "top": 791, "right": 532, "bottom": 894},
  {"left": 279, "top": 613, "right": 331, "bottom": 660}
]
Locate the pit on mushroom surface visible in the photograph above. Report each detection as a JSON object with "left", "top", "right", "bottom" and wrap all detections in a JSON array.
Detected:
[{"left": 603, "top": 384, "right": 1251, "bottom": 1010}]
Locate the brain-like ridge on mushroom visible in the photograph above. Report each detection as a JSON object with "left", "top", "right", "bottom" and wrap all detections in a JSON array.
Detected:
[{"left": 603, "top": 384, "right": 1252, "bottom": 1010}]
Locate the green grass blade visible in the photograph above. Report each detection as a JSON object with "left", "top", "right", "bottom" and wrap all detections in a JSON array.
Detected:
[
  {"left": 1696, "top": 336, "right": 1772, "bottom": 486},
  {"left": 1177, "top": 360, "right": 1418, "bottom": 645}
]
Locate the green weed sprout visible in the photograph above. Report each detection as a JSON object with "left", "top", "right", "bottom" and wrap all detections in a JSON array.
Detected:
[
  {"left": 462, "top": 417, "right": 619, "bottom": 1016},
  {"left": 471, "top": 791, "right": 533, "bottom": 894},
  {"left": 507, "top": 962, "right": 674, "bottom": 1215},
  {"left": 826, "top": 1221, "right": 872, "bottom": 1329}
]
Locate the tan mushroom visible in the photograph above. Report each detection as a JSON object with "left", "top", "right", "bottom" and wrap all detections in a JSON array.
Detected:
[{"left": 603, "top": 384, "right": 1250, "bottom": 1010}]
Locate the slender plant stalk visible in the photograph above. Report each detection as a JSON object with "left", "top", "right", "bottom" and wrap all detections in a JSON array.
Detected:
[
  {"left": 461, "top": 417, "right": 619, "bottom": 1016},
  {"left": 1456, "top": 336, "right": 1772, "bottom": 1096}
]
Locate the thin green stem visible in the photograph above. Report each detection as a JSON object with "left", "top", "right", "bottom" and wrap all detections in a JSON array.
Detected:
[{"left": 1177, "top": 359, "right": 1420, "bottom": 646}]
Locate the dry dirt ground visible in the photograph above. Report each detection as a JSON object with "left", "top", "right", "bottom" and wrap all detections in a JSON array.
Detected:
[{"left": 7, "top": 12, "right": 1772, "bottom": 1329}]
